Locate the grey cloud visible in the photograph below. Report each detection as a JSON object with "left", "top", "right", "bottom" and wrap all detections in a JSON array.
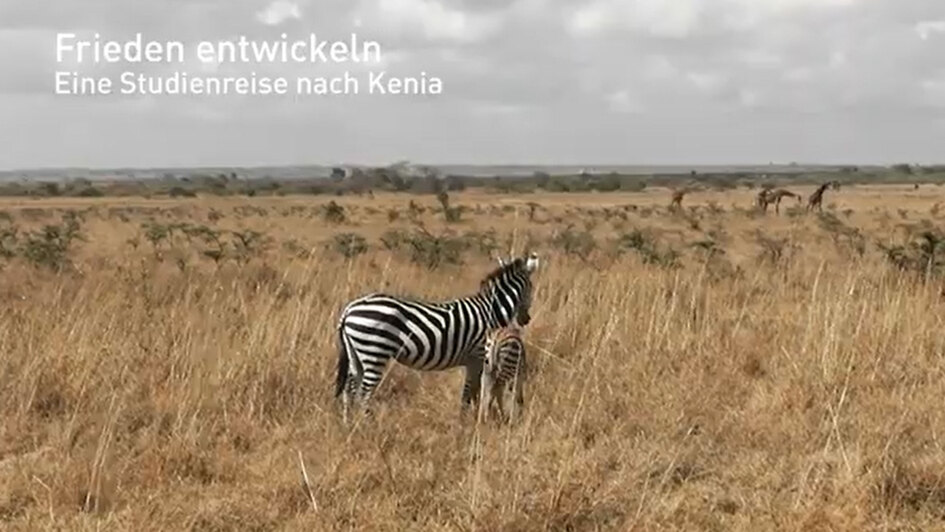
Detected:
[
  {"left": 0, "top": 29, "right": 57, "bottom": 94},
  {"left": 1, "top": 0, "right": 944, "bottom": 169}
]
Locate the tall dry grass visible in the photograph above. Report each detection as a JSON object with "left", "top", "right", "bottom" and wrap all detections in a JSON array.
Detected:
[{"left": 1, "top": 190, "right": 945, "bottom": 530}]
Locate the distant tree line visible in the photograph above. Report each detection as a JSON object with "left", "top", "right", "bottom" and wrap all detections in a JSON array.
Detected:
[{"left": 2, "top": 163, "right": 944, "bottom": 198}]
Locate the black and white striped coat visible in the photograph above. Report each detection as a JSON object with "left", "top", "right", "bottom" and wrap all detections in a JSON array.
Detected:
[
  {"left": 334, "top": 253, "right": 538, "bottom": 421},
  {"left": 479, "top": 324, "right": 527, "bottom": 423}
]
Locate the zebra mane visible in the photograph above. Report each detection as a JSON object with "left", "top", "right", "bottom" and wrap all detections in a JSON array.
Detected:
[{"left": 479, "top": 258, "right": 526, "bottom": 293}]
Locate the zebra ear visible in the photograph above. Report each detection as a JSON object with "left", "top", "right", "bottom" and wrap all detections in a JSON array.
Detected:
[
  {"left": 525, "top": 252, "right": 539, "bottom": 272},
  {"left": 494, "top": 255, "right": 506, "bottom": 267}
]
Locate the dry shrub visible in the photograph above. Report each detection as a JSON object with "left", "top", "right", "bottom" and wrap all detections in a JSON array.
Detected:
[{"left": 0, "top": 190, "right": 944, "bottom": 530}]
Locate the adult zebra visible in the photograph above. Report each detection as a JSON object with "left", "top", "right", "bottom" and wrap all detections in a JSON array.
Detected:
[{"left": 334, "top": 253, "right": 539, "bottom": 422}]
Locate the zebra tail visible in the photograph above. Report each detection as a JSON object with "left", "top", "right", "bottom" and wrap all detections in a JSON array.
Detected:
[{"left": 334, "top": 323, "right": 349, "bottom": 399}]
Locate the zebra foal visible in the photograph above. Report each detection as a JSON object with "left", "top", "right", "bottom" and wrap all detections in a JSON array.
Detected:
[
  {"left": 334, "top": 253, "right": 539, "bottom": 423},
  {"left": 478, "top": 323, "right": 527, "bottom": 424}
]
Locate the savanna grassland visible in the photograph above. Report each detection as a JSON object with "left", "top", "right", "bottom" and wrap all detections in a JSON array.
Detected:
[{"left": 2, "top": 183, "right": 945, "bottom": 531}]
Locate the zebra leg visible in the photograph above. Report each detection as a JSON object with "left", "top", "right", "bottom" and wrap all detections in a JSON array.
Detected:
[
  {"left": 493, "top": 384, "right": 507, "bottom": 423},
  {"left": 337, "top": 330, "right": 363, "bottom": 426},
  {"left": 510, "top": 375, "right": 525, "bottom": 424},
  {"left": 478, "top": 370, "right": 494, "bottom": 424},
  {"left": 354, "top": 355, "right": 390, "bottom": 419},
  {"left": 342, "top": 372, "right": 360, "bottom": 425},
  {"left": 461, "top": 357, "right": 484, "bottom": 415}
]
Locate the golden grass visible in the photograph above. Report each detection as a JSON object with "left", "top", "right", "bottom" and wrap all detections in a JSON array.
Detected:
[{"left": 2, "top": 187, "right": 945, "bottom": 530}]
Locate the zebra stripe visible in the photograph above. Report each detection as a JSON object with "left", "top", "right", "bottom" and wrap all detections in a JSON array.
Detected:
[
  {"left": 335, "top": 253, "right": 539, "bottom": 421},
  {"left": 485, "top": 326, "right": 527, "bottom": 387},
  {"left": 479, "top": 324, "right": 528, "bottom": 423}
]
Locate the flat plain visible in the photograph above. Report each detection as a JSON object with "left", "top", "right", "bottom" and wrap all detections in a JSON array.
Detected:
[{"left": 1, "top": 183, "right": 944, "bottom": 530}]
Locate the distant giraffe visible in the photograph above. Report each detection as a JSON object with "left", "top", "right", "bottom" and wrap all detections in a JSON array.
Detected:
[
  {"left": 756, "top": 188, "right": 773, "bottom": 211},
  {"left": 764, "top": 189, "right": 802, "bottom": 214},
  {"left": 807, "top": 181, "right": 840, "bottom": 212},
  {"left": 670, "top": 186, "right": 697, "bottom": 210}
]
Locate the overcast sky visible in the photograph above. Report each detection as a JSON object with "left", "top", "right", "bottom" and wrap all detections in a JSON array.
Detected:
[{"left": 1, "top": 0, "right": 944, "bottom": 170}]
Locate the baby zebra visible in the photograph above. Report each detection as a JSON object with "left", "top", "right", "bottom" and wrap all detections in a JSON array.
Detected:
[{"left": 479, "top": 324, "right": 528, "bottom": 424}]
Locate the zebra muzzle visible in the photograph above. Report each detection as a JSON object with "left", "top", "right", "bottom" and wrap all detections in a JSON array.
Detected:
[{"left": 517, "top": 310, "right": 531, "bottom": 326}]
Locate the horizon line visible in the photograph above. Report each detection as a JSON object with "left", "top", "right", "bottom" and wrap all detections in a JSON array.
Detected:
[{"left": 0, "top": 161, "right": 911, "bottom": 174}]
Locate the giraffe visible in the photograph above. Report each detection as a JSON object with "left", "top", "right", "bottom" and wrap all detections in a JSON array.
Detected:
[
  {"left": 756, "top": 188, "right": 773, "bottom": 212},
  {"left": 670, "top": 186, "right": 698, "bottom": 210},
  {"left": 764, "top": 189, "right": 802, "bottom": 214},
  {"left": 806, "top": 181, "right": 840, "bottom": 212}
]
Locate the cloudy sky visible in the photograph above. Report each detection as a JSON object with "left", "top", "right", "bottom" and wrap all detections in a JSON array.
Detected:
[{"left": 1, "top": 0, "right": 944, "bottom": 170}]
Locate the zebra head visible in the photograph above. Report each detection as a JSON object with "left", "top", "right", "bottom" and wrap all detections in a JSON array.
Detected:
[{"left": 481, "top": 252, "right": 539, "bottom": 327}]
